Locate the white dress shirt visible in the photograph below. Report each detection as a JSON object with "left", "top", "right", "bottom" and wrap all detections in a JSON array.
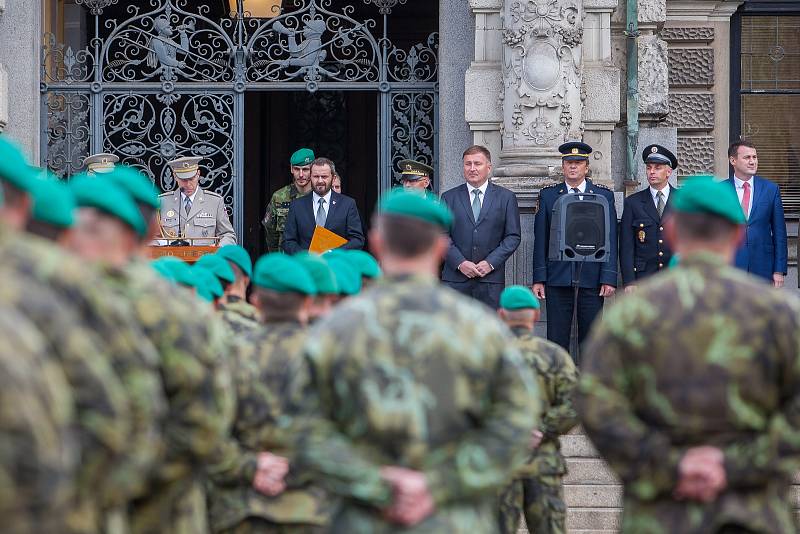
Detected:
[
  {"left": 567, "top": 180, "right": 587, "bottom": 193},
  {"left": 466, "top": 180, "right": 489, "bottom": 206},
  {"left": 312, "top": 190, "right": 333, "bottom": 219},
  {"left": 733, "top": 176, "right": 754, "bottom": 218},
  {"left": 650, "top": 185, "right": 670, "bottom": 208}
]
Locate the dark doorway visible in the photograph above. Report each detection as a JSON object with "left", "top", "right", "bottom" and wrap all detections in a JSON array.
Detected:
[{"left": 242, "top": 91, "right": 379, "bottom": 258}]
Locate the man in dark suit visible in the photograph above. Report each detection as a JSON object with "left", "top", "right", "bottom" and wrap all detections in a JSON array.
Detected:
[
  {"left": 533, "top": 141, "right": 617, "bottom": 355},
  {"left": 619, "top": 144, "right": 677, "bottom": 292},
  {"left": 441, "top": 145, "right": 521, "bottom": 309},
  {"left": 725, "top": 140, "right": 788, "bottom": 287},
  {"left": 282, "top": 157, "right": 365, "bottom": 253}
]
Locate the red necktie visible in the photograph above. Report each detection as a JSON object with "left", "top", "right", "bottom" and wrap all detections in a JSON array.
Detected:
[{"left": 741, "top": 181, "right": 751, "bottom": 218}]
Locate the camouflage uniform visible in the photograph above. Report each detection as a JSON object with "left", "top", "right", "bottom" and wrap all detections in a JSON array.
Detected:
[
  {"left": 219, "top": 295, "right": 261, "bottom": 336},
  {"left": 498, "top": 327, "right": 578, "bottom": 534},
  {"left": 105, "top": 258, "right": 235, "bottom": 534},
  {"left": 577, "top": 252, "right": 800, "bottom": 534},
  {"left": 0, "top": 304, "right": 77, "bottom": 534},
  {"left": 286, "top": 274, "right": 541, "bottom": 533},
  {"left": 262, "top": 184, "right": 309, "bottom": 252},
  {"left": 0, "top": 230, "right": 166, "bottom": 523},
  {"left": 208, "top": 322, "right": 333, "bottom": 534}
]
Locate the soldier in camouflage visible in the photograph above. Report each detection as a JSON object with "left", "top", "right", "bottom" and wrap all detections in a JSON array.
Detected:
[
  {"left": 285, "top": 189, "right": 540, "bottom": 532},
  {"left": 262, "top": 148, "right": 314, "bottom": 252},
  {"left": 578, "top": 176, "right": 800, "bottom": 534},
  {"left": 69, "top": 166, "right": 236, "bottom": 534},
  {"left": 216, "top": 244, "right": 261, "bottom": 334},
  {"left": 495, "top": 286, "right": 578, "bottom": 534},
  {"left": 208, "top": 253, "right": 334, "bottom": 533},
  {"left": 0, "top": 303, "right": 77, "bottom": 534}
]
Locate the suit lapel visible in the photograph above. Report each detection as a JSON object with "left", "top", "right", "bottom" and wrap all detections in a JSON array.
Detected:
[
  {"left": 325, "top": 192, "right": 339, "bottom": 229},
  {"left": 748, "top": 176, "right": 762, "bottom": 223},
  {"left": 457, "top": 184, "right": 476, "bottom": 224},
  {"left": 662, "top": 185, "right": 674, "bottom": 217},
  {"left": 640, "top": 188, "right": 662, "bottom": 223},
  {"left": 476, "top": 182, "right": 497, "bottom": 226}
]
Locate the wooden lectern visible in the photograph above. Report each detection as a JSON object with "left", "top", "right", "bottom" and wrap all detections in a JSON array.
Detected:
[{"left": 147, "top": 245, "right": 217, "bottom": 263}]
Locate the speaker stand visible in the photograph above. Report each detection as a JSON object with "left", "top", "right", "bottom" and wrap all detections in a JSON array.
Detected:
[{"left": 568, "top": 260, "right": 586, "bottom": 365}]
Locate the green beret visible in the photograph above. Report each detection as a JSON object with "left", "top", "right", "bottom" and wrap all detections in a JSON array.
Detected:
[
  {"left": 216, "top": 245, "right": 253, "bottom": 278},
  {"left": 31, "top": 178, "right": 75, "bottom": 228},
  {"left": 253, "top": 253, "right": 317, "bottom": 295},
  {"left": 192, "top": 266, "right": 224, "bottom": 301},
  {"left": 379, "top": 188, "right": 453, "bottom": 230},
  {"left": 0, "top": 136, "right": 40, "bottom": 193},
  {"left": 195, "top": 254, "right": 235, "bottom": 284},
  {"left": 69, "top": 174, "right": 148, "bottom": 236},
  {"left": 290, "top": 148, "right": 315, "bottom": 166},
  {"left": 671, "top": 175, "right": 746, "bottom": 225},
  {"left": 499, "top": 285, "right": 540, "bottom": 310},
  {"left": 104, "top": 166, "right": 160, "bottom": 209},
  {"left": 293, "top": 253, "right": 339, "bottom": 295},
  {"left": 151, "top": 257, "right": 193, "bottom": 285},
  {"left": 327, "top": 257, "right": 362, "bottom": 296},
  {"left": 343, "top": 250, "right": 382, "bottom": 279}
]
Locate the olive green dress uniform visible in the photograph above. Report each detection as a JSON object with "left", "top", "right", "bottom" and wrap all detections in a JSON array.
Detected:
[
  {"left": 160, "top": 188, "right": 236, "bottom": 246},
  {"left": 578, "top": 178, "right": 800, "bottom": 534},
  {"left": 0, "top": 303, "right": 77, "bottom": 534},
  {"left": 498, "top": 328, "right": 578, "bottom": 534},
  {"left": 262, "top": 183, "right": 310, "bottom": 252}
]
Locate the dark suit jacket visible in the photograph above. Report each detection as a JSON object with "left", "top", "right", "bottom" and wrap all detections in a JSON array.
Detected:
[
  {"left": 533, "top": 179, "right": 618, "bottom": 288},
  {"left": 619, "top": 186, "right": 674, "bottom": 285},
  {"left": 726, "top": 176, "right": 788, "bottom": 280},
  {"left": 441, "top": 182, "right": 521, "bottom": 284},
  {"left": 282, "top": 191, "right": 365, "bottom": 254}
]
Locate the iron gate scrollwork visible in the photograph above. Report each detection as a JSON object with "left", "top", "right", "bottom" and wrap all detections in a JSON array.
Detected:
[{"left": 41, "top": 0, "right": 439, "bottom": 238}]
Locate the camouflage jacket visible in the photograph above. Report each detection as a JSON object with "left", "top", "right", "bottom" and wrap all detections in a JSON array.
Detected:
[
  {"left": 286, "top": 274, "right": 540, "bottom": 533},
  {"left": 219, "top": 296, "right": 261, "bottom": 336},
  {"left": 207, "top": 321, "right": 333, "bottom": 531},
  {"left": 510, "top": 327, "right": 578, "bottom": 478},
  {"left": 262, "top": 183, "right": 309, "bottom": 252},
  {"left": 0, "top": 304, "right": 77, "bottom": 534},
  {"left": 0, "top": 231, "right": 166, "bottom": 507},
  {"left": 577, "top": 252, "right": 800, "bottom": 534},
  {"left": 107, "top": 258, "right": 235, "bottom": 534}
]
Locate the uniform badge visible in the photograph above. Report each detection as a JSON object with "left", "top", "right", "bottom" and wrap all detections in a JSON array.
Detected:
[
  {"left": 166, "top": 228, "right": 177, "bottom": 238},
  {"left": 651, "top": 146, "right": 658, "bottom": 153},
  {"left": 638, "top": 230, "right": 646, "bottom": 243},
  {"left": 203, "top": 230, "right": 209, "bottom": 237},
  {"left": 166, "top": 210, "right": 176, "bottom": 218}
]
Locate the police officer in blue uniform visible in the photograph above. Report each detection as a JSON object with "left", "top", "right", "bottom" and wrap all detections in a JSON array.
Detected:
[
  {"left": 619, "top": 144, "right": 677, "bottom": 292},
  {"left": 532, "top": 141, "right": 618, "bottom": 355}
]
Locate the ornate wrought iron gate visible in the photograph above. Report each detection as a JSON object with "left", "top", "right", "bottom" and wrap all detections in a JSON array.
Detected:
[{"left": 41, "top": 0, "right": 438, "bottom": 237}]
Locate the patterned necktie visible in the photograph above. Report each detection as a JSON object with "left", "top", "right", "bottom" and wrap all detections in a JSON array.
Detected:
[
  {"left": 471, "top": 189, "right": 482, "bottom": 221},
  {"left": 184, "top": 196, "right": 192, "bottom": 216},
  {"left": 316, "top": 197, "right": 327, "bottom": 227},
  {"left": 656, "top": 190, "right": 665, "bottom": 218},
  {"left": 741, "top": 181, "right": 751, "bottom": 219},
  {"left": 571, "top": 187, "right": 580, "bottom": 194}
]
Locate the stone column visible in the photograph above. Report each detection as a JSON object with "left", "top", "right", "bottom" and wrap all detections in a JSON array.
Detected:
[{"left": 0, "top": 0, "right": 41, "bottom": 160}]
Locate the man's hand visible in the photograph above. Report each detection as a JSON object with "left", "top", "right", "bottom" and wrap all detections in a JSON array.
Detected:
[
  {"left": 599, "top": 284, "right": 616, "bottom": 297},
  {"left": 458, "top": 261, "right": 482, "bottom": 279},
  {"left": 530, "top": 429, "right": 544, "bottom": 450},
  {"left": 773, "top": 273, "right": 785, "bottom": 288},
  {"left": 475, "top": 260, "right": 494, "bottom": 277},
  {"left": 623, "top": 285, "right": 637, "bottom": 294},
  {"left": 381, "top": 466, "right": 435, "bottom": 526},
  {"left": 252, "top": 452, "right": 289, "bottom": 497},
  {"left": 532, "top": 283, "right": 546, "bottom": 299},
  {"left": 674, "top": 446, "right": 726, "bottom": 503}
]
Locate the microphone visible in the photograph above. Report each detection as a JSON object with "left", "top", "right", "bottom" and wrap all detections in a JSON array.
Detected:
[{"left": 170, "top": 187, "right": 190, "bottom": 247}]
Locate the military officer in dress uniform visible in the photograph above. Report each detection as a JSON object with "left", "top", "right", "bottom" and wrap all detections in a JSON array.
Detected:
[
  {"left": 532, "top": 141, "right": 618, "bottom": 356},
  {"left": 619, "top": 144, "right": 678, "bottom": 292},
  {"left": 398, "top": 159, "right": 433, "bottom": 191},
  {"left": 262, "top": 147, "right": 315, "bottom": 252},
  {"left": 83, "top": 153, "right": 120, "bottom": 175},
  {"left": 159, "top": 156, "right": 236, "bottom": 246}
]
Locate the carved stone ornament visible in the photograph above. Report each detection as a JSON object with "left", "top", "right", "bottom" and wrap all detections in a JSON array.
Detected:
[{"left": 502, "top": 0, "right": 584, "bottom": 149}]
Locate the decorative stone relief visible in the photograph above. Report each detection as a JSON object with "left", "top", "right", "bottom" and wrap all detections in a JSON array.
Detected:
[
  {"left": 668, "top": 48, "right": 714, "bottom": 86},
  {"left": 638, "top": 0, "right": 666, "bottom": 24},
  {"left": 665, "top": 93, "right": 714, "bottom": 129},
  {"left": 677, "top": 135, "right": 714, "bottom": 176},
  {"left": 660, "top": 26, "right": 714, "bottom": 43},
  {"left": 501, "top": 0, "right": 584, "bottom": 152},
  {"left": 638, "top": 35, "right": 668, "bottom": 116}
]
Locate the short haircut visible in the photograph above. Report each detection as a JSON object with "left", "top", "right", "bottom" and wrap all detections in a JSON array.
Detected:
[
  {"left": 252, "top": 287, "right": 306, "bottom": 322},
  {"left": 672, "top": 212, "right": 738, "bottom": 243},
  {"left": 462, "top": 145, "right": 492, "bottom": 162},
  {"left": 374, "top": 213, "right": 441, "bottom": 258},
  {"left": 0, "top": 181, "right": 28, "bottom": 207},
  {"left": 728, "top": 140, "right": 756, "bottom": 158},
  {"left": 310, "top": 157, "right": 336, "bottom": 175},
  {"left": 25, "top": 219, "right": 65, "bottom": 242}
]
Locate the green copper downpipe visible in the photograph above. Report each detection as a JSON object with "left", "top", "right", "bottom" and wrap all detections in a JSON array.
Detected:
[{"left": 626, "top": 0, "right": 640, "bottom": 185}]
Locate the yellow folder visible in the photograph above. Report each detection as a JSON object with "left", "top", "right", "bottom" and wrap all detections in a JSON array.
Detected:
[{"left": 309, "top": 225, "right": 348, "bottom": 254}]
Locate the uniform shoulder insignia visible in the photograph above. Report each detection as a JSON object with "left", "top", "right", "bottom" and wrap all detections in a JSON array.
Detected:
[
  {"left": 158, "top": 191, "right": 173, "bottom": 197},
  {"left": 592, "top": 183, "right": 611, "bottom": 191},
  {"left": 541, "top": 183, "right": 559, "bottom": 191},
  {"left": 204, "top": 190, "right": 222, "bottom": 198}
]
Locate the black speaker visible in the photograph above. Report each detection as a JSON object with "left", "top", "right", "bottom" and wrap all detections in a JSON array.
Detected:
[{"left": 548, "top": 193, "right": 611, "bottom": 262}]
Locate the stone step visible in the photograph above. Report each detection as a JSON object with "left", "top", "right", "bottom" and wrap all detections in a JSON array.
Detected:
[
  {"left": 564, "top": 458, "right": 620, "bottom": 485},
  {"left": 565, "top": 484, "right": 623, "bottom": 508},
  {"left": 560, "top": 433, "right": 600, "bottom": 458},
  {"left": 566, "top": 508, "right": 622, "bottom": 530}
]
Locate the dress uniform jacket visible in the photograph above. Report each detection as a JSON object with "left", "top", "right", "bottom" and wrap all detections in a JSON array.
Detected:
[
  {"left": 619, "top": 186, "right": 673, "bottom": 285},
  {"left": 160, "top": 188, "right": 236, "bottom": 246}
]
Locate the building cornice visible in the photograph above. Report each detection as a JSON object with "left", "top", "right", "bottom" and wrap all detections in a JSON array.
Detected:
[{"left": 666, "top": 0, "right": 742, "bottom": 22}]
